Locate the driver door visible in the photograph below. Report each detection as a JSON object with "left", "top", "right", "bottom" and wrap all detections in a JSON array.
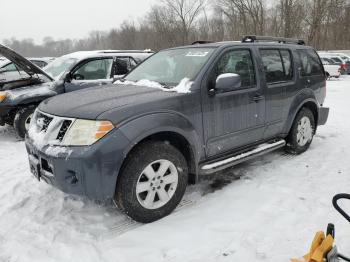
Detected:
[
  {"left": 65, "top": 58, "right": 114, "bottom": 92},
  {"left": 202, "top": 48, "right": 266, "bottom": 157}
]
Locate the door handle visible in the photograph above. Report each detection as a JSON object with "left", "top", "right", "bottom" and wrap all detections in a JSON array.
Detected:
[{"left": 252, "top": 95, "right": 264, "bottom": 102}]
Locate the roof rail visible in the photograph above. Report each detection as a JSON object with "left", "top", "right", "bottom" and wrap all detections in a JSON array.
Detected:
[
  {"left": 191, "top": 41, "right": 213, "bottom": 45},
  {"left": 242, "top": 35, "right": 305, "bottom": 45},
  {"left": 98, "top": 50, "right": 154, "bottom": 54}
]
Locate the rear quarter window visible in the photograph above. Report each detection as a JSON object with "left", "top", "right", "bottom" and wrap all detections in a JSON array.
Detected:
[{"left": 297, "top": 49, "right": 323, "bottom": 77}]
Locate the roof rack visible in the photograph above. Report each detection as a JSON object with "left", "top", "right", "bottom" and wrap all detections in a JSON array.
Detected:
[
  {"left": 242, "top": 35, "right": 305, "bottom": 45},
  {"left": 191, "top": 41, "right": 213, "bottom": 45}
]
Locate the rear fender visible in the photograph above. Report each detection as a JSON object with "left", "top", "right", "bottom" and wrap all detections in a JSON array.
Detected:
[{"left": 283, "top": 89, "right": 319, "bottom": 135}]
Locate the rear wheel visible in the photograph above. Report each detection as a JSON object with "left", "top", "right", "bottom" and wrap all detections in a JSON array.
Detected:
[
  {"left": 115, "top": 141, "right": 188, "bottom": 223},
  {"left": 13, "top": 106, "right": 36, "bottom": 139},
  {"left": 285, "top": 108, "right": 315, "bottom": 154}
]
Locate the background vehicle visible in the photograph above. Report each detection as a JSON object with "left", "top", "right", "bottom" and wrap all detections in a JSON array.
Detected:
[
  {"left": 26, "top": 36, "right": 329, "bottom": 223},
  {"left": 321, "top": 57, "right": 341, "bottom": 78},
  {"left": 0, "top": 45, "right": 154, "bottom": 138},
  {"left": 43, "top": 50, "right": 153, "bottom": 90},
  {"left": 319, "top": 53, "right": 349, "bottom": 75},
  {"left": 0, "top": 57, "right": 54, "bottom": 71}
]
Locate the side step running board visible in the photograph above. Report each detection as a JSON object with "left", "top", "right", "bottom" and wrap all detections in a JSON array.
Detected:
[{"left": 200, "top": 139, "right": 286, "bottom": 174}]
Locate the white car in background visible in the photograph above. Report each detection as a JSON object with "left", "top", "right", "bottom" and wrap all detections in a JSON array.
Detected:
[
  {"left": 318, "top": 52, "right": 350, "bottom": 74},
  {"left": 320, "top": 57, "right": 341, "bottom": 78}
]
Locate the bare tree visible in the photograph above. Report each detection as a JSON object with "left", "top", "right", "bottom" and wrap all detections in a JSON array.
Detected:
[
  {"left": 2, "top": 0, "right": 350, "bottom": 57},
  {"left": 162, "top": 0, "right": 206, "bottom": 44}
]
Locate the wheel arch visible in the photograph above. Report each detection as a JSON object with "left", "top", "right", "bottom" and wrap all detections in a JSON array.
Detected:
[
  {"left": 118, "top": 113, "right": 203, "bottom": 185},
  {"left": 284, "top": 98, "right": 319, "bottom": 135}
]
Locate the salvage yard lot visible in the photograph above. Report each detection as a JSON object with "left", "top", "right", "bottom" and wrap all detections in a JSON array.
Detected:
[{"left": 0, "top": 77, "right": 350, "bottom": 262}]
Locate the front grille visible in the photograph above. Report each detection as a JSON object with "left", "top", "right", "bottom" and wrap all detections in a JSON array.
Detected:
[
  {"left": 36, "top": 111, "right": 53, "bottom": 132},
  {"left": 56, "top": 120, "right": 72, "bottom": 141},
  {"left": 29, "top": 110, "right": 74, "bottom": 146}
]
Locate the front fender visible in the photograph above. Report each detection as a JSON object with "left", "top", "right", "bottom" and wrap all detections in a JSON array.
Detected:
[
  {"left": 118, "top": 112, "right": 203, "bottom": 172},
  {"left": 4, "top": 85, "right": 57, "bottom": 107},
  {"left": 283, "top": 88, "right": 319, "bottom": 135}
]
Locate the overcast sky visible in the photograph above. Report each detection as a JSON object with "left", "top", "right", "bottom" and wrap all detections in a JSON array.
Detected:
[{"left": 0, "top": 0, "right": 158, "bottom": 43}]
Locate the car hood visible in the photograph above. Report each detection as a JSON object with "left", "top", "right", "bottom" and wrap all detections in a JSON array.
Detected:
[
  {"left": 39, "top": 84, "right": 182, "bottom": 120},
  {"left": 0, "top": 44, "right": 53, "bottom": 80}
]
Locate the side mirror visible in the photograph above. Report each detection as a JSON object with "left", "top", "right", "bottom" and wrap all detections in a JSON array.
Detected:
[
  {"left": 63, "top": 72, "right": 72, "bottom": 83},
  {"left": 215, "top": 73, "right": 241, "bottom": 93}
]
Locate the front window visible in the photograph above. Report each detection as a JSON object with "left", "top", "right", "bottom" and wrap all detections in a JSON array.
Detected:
[
  {"left": 44, "top": 56, "right": 78, "bottom": 79},
  {"left": 125, "top": 48, "right": 215, "bottom": 86},
  {"left": 214, "top": 49, "right": 256, "bottom": 88},
  {"left": 72, "top": 58, "right": 113, "bottom": 80}
]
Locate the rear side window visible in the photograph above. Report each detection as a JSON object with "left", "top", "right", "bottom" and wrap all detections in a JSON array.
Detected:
[
  {"left": 260, "top": 49, "right": 293, "bottom": 84},
  {"left": 215, "top": 49, "right": 256, "bottom": 88},
  {"left": 297, "top": 49, "right": 323, "bottom": 76}
]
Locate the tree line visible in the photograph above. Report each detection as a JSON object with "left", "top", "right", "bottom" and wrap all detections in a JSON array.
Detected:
[{"left": 3, "top": 0, "right": 349, "bottom": 57}]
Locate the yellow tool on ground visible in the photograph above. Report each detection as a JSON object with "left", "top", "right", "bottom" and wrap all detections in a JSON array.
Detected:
[
  {"left": 291, "top": 231, "right": 334, "bottom": 262},
  {"left": 291, "top": 194, "right": 350, "bottom": 262}
]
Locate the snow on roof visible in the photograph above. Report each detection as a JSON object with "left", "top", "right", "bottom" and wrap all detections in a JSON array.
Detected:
[{"left": 62, "top": 50, "right": 153, "bottom": 61}]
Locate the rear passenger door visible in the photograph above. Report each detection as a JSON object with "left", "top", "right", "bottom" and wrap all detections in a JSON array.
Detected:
[
  {"left": 202, "top": 48, "right": 266, "bottom": 157},
  {"left": 65, "top": 57, "right": 114, "bottom": 92},
  {"left": 259, "top": 48, "right": 295, "bottom": 139}
]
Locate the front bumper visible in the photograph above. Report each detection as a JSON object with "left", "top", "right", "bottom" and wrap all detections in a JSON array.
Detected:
[
  {"left": 0, "top": 106, "right": 12, "bottom": 125},
  {"left": 25, "top": 129, "right": 131, "bottom": 201},
  {"left": 318, "top": 106, "right": 329, "bottom": 126}
]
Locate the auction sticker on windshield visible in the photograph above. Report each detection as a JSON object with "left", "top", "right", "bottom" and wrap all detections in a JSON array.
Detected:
[{"left": 185, "top": 51, "right": 209, "bottom": 57}]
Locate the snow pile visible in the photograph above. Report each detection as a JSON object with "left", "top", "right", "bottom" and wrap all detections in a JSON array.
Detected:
[
  {"left": 115, "top": 79, "right": 164, "bottom": 89},
  {"left": 115, "top": 78, "right": 193, "bottom": 94},
  {"left": 171, "top": 78, "right": 192, "bottom": 93},
  {"left": 44, "top": 146, "right": 72, "bottom": 158},
  {"left": 1, "top": 76, "right": 350, "bottom": 261}
]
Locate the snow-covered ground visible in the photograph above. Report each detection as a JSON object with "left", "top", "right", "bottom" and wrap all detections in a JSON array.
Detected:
[{"left": 1, "top": 77, "right": 350, "bottom": 262}]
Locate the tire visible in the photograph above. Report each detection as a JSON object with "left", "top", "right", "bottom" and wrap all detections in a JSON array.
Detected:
[
  {"left": 13, "top": 106, "right": 36, "bottom": 139},
  {"left": 115, "top": 141, "right": 188, "bottom": 223},
  {"left": 285, "top": 108, "right": 315, "bottom": 154}
]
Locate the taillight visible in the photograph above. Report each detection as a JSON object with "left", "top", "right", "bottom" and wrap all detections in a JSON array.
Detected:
[{"left": 341, "top": 64, "right": 347, "bottom": 70}]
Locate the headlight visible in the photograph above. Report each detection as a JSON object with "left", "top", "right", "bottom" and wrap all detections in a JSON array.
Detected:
[
  {"left": 61, "top": 119, "right": 114, "bottom": 146},
  {"left": 0, "top": 92, "right": 7, "bottom": 102}
]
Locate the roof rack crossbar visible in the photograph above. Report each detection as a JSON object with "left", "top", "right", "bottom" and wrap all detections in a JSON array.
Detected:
[{"left": 242, "top": 35, "right": 305, "bottom": 45}]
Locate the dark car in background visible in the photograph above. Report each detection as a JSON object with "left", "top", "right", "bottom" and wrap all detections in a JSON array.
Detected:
[
  {"left": 0, "top": 45, "right": 154, "bottom": 138},
  {"left": 0, "top": 57, "right": 55, "bottom": 70},
  {"left": 26, "top": 36, "right": 329, "bottom": 223}
]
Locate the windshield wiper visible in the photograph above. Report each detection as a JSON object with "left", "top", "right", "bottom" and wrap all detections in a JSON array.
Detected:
[{"left": 159, "top": 82, "right": 172, "bottom": 89}]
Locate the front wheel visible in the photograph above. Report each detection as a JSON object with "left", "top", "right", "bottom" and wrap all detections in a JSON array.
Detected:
[
  {"left": 13, "top": 106, "right": 36, "bottom": 139},
  {"left": 285, "top": 108, "right": 315, "bottom": 154},
  {"left": 115, "top": 141, "right": 188, "bottom": 223}
]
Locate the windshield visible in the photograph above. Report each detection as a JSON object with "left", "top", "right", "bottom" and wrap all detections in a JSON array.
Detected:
[
  {"left": 124, "top": 48, "right": 215, "bottom": 86},
  {"left": 44, "top": 56, "right": 78, "bottom": 79}
]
